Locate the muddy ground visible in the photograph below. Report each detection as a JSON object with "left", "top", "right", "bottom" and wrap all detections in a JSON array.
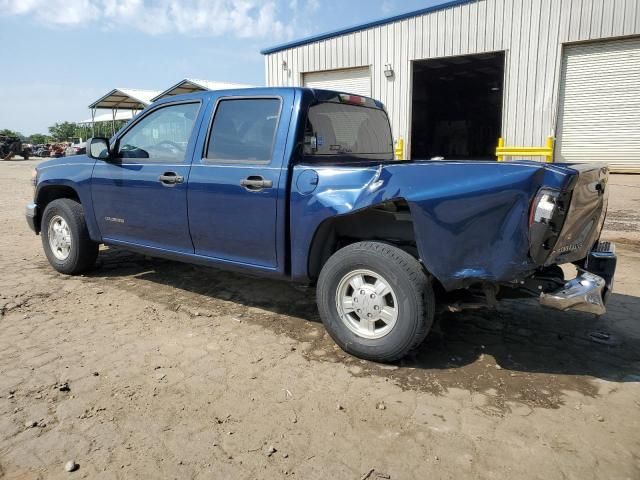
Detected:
[{"left": 1, "top": 159, "right": 639, "bottom": 479}]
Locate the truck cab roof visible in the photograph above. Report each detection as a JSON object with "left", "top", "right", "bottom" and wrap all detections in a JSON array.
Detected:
[{"left": 151, "top": 86, "right": 385, "bottom": 110}]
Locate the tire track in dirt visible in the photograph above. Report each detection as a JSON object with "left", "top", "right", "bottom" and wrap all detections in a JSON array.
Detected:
[{"left": 54, "top": 246, "right": 640, "bottom": 414}]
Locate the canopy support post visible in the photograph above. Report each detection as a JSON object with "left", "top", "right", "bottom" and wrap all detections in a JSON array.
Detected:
[{"left": 111, "top": 108, "right": 117, "bottom": 137}]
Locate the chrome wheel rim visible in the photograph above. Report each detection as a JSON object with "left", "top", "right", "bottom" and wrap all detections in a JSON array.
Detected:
[
  {"left": 48, "top": 215, "right": 72, "bottom": 261},
  {"left": 335, "top": 269, "right": 398, "bottom": 339}
]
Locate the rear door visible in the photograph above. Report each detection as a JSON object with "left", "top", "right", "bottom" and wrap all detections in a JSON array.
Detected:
[
  {"left": 91, "top": 101, "right": 202, "bottom": 253},
  {"left": 556, "top": 37, "right": 640, "bottom": 171},
  {"left": 187, "top": 92, "right": 294, "bottom": 270}
]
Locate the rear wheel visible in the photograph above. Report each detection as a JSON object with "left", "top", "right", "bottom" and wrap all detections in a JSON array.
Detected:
[
  {"left": 317, "top": 241, "right": 434, "bottom": 362},
  {"left": 41, "top": 199, "right": 98, "bottom": 274}
]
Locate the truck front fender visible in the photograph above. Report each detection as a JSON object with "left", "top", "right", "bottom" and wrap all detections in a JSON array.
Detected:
[{"left": 35, "top": 159, "right": 101, "bottom": 242}]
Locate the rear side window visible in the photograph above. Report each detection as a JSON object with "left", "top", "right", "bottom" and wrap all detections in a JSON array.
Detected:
[
  {"left": 205, "top": 98, "right": 281, "bottom": 164},
  {"left": 304, "top": 102, "right": 393, "bottom": 161}
]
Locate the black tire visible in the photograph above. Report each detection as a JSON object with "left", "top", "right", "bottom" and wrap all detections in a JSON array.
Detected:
[
  {"left": 41, "top": 198, "right": 98, "bottom": 274},
  {"left": 316, "top": 241, "right": 435, "bottom": 362}
]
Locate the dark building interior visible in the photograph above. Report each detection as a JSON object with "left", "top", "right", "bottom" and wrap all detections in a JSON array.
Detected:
[{"left": 410, "top": 52, "right": 505, "bottom": 160}]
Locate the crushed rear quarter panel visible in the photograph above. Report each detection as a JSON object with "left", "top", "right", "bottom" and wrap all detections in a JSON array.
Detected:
[{"left": 291, "top": 160, "right": 576, "bottom": 289}]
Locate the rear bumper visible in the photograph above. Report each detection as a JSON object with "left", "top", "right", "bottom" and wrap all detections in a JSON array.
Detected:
[
  {"left": 25, "top": 203, "right": 38, "bottom": 233},
  {"left": 539, "top": 242, "right": 616, "bottom": 315},
  {"left": 540, "top": 272, "right": 607, "bottom": 315}
]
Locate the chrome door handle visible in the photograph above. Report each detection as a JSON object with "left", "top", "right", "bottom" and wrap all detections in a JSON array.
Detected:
[
  {"left": 158, "top": 172, "right": 184, "bottom": 186},
  {"left": 240, "top": 176, "right": 273, "bottom": 191}
]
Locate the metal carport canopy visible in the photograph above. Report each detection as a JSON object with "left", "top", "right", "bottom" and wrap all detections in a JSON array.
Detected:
[
  {"left": 88, "top": 88, "right": 160, "bottom": 110},
  {"left": 87, "top": 88, "right": 160, "bottom": 136},
  {"left": 150, "top": 78, "right": 254, "bottom": 102}
]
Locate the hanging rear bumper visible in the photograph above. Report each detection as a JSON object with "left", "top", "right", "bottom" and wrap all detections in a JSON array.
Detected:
[
  {"left": 540, "top": 271, "right": 607, "bottom": 315},
  {"left": 539, "top": 242, "right": 616, "bottom": 315}
]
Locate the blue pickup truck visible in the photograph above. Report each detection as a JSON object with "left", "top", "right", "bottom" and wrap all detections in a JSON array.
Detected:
[{"left": 26, "top": 87, "right": 616, "bottom": 362}]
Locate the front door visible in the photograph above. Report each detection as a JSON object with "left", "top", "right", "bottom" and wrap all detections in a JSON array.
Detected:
[
  {"left": 187, "top": 94, "right": 292, "bottom": 270},
  {"left": 91, "top": 101, "right": 202, "bottom": 253}
]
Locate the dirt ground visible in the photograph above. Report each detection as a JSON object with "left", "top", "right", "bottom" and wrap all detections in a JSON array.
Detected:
[{"left": 1, "top": 159, "right": 639, "bottom": 480}]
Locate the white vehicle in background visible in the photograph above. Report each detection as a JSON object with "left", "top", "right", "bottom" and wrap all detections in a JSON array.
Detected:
[{"left": 64, "top": 139, "right": 86, "bottom": 156}]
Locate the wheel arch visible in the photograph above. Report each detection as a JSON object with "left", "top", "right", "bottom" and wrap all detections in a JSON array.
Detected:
[
  {"left": 34, "top": 185, "right": 81, "bottom": 233},
  {"left": 306, "top": 198, "right": 438, "bottom": 284}
]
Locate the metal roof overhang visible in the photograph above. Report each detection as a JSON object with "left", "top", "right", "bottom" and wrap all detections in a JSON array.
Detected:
[
  {"left": 88, "top": 88, "right": 161, "bottom": 110},
  {"left": 151, "top": 79, "right": 255, "bottom": 102},
  {"left": 150, "top": 80, "right": 208, "bottom": 102},
  {"left": 87, "top": 88, "right": 160, "bottom": 136},
  {"left": 260, "top": 0, "right": 473, "bottom": 55}
]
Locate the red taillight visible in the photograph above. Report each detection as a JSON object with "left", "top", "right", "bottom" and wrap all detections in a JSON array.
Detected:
[{"left": 339, "top": 94, "right": 367, "bottom": 105}]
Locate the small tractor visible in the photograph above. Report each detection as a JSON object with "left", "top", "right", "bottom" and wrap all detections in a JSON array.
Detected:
[{"left": 0, "top": 135, "right": 32, "bottom": 160}]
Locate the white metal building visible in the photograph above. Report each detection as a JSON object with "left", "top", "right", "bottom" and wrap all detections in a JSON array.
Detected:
[{"left": 262, "top": 0, "right": 640, "bottom": 170}]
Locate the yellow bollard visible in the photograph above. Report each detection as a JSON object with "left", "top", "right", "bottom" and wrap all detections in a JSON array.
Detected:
[
  {"left": 497, "top": 137, "right": 504, "bottom": 162},
  {"left": 394, "top": 138, "right": 404, "bottom": 161},
  {"left": 544, "top": 136, "right": 554, "bottom": 163},
  {"left": 495, "top": 136, "right": 554, "bottom": 163}
]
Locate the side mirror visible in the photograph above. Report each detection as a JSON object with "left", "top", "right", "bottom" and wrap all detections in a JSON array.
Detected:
[{"left": 87, "top": 137, "right": 111, "bottom": 160}]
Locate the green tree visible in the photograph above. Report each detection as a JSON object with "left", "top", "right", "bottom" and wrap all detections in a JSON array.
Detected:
[
  {"left": 76, "top": 120, "right": 128, "bottom": 140},
  {"left": 48, "top": 122, "right": 79, "bottom": 141},
  {"left": 28, "top": 133, "right": 52, "bottom": 144},
  {"left": 0, "top": 128, "right": 25, "bottom": 139}
]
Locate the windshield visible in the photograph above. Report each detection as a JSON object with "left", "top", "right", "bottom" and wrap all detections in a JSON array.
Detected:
[{"left": 303, "top": 102, "right": 393, "bottom": 161}]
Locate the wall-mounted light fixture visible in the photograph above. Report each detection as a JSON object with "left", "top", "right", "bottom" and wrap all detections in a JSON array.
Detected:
[
  {"left": 384, "top": 63, "right": 394, "bottom": 78},
  {"left": 282, "top": 60, "right": 288, "bottom": 71}
]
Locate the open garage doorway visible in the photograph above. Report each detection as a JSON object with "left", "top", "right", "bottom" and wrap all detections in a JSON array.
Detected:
[{"left": 410, "top": 52, "right": 505, "bottom": 160}]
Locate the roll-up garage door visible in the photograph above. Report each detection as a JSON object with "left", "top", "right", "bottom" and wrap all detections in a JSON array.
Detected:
[
  {"left": 556, "top": 37, "right": 640, "bottom": 172},
  {"left": 303, "top": 67, "right": 371, "bottom": 97}
]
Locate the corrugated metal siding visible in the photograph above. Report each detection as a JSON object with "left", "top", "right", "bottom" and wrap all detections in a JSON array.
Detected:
[
  {"left": 303, "top": 67, "right": 371, "bottom": 96},
  {"left": 556, "top": 37, "right": 640, "bottom": 170},
  {"left": 265, "top": 0, "right": 640, "bottom": 160}
]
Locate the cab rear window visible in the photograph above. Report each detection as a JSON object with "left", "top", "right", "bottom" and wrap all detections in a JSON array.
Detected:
[{"left": 303, "top": 102, "right": 393, "bottom": 161}]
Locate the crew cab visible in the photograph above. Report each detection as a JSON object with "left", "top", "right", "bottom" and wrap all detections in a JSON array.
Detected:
[{"left": 26, "top": 87, "right": 616, "bottom": 362}]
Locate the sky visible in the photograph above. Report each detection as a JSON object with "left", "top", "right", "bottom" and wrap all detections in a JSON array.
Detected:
[{"left": 0, "top": 0, "right": 439, "bottom": 136}]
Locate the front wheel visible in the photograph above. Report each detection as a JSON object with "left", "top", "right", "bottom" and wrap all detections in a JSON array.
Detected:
[
  {"left": 41, "top": 199, "right": 98, "bottom": 274},
  {"left": 317, "top": 241, "right": 435, "bottom": 362}
]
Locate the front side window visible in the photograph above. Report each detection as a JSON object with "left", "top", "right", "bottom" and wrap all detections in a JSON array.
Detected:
[
  {"left": 303, "top": 102, "right": 393, "bottom": 161},
  {"left": 117, "top": 102, "right": 200, "bottom": 163},
  {"left": 205, "top": 98, "right": 281, "bottom": 164}
]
